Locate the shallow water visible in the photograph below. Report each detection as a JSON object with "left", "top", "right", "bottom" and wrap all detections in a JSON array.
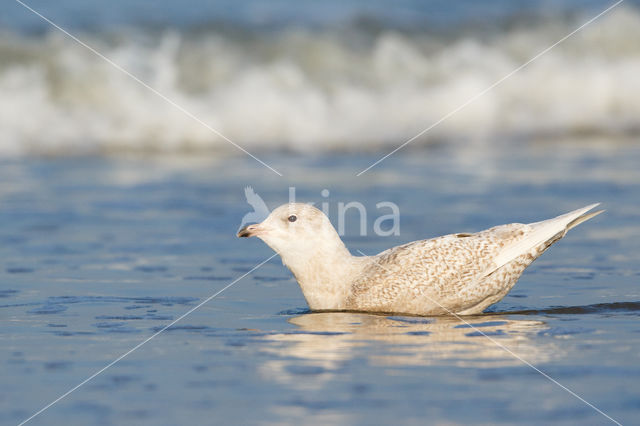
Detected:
[{"left": 1, "top": 141, "right": 640, "bottom": 425}]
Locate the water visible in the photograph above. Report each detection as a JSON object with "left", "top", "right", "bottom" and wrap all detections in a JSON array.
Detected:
[
  {"left": 1, "top": 140, "right": 639, "bottom": 425},
  {"left": 1, "top": 1, "right": 640, "bottom": 154}
]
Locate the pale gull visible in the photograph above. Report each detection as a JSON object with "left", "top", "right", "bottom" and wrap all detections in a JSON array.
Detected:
[{"left": 237, "top": 203, "right": 603, "bottom": 316}]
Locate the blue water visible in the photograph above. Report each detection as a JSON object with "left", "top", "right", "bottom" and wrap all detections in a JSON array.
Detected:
[
  {"left": 1, "top": 141, "right": 639, "bottom": 425},
  {"left": 4, "top": 0, "right": 630, "bottom": 31}
]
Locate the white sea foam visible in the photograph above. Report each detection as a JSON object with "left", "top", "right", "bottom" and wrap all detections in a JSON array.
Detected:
[{"left": 0, "top": 7, "right": 639, "bottom": 156}]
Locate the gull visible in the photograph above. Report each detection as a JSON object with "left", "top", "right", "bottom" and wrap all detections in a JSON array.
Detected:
[{"left": 237, "top": 203, "right": 603, "bottom": 316}]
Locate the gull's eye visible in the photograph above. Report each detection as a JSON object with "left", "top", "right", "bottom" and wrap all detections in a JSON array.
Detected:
[{"left": 288, "top": 215, "right": 297, "bottom": 223}]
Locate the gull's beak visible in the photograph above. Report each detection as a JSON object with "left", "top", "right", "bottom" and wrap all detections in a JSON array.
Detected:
[{"left": 237, "top": 223, "right": 264, "bottom": 238}]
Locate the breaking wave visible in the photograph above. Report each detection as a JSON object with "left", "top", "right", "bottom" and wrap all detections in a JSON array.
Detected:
[{"left": 1, "top": 6, "right": 639, "bottom": 155}]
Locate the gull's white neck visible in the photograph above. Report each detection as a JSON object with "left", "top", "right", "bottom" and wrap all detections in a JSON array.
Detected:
[{"left": 278, "top": 237, "right": 365, "bottom": 310}]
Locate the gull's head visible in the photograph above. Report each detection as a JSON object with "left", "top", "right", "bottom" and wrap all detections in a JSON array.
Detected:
[{"left": 237, "top": 203, "right": 342, "bottom": 256}]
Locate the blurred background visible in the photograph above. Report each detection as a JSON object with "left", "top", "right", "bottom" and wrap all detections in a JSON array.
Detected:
[{"left": 1, "top": 0, "right": 639, "bottom": 155}]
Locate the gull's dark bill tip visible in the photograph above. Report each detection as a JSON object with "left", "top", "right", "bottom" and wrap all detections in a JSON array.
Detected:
[{"left": 237, "top": 224, "right": 254, "bottom": 238}]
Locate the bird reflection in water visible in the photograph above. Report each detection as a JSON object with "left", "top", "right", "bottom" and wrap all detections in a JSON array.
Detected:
[{"left": 258, "top": 313, "right": 560, "bottom": 388}]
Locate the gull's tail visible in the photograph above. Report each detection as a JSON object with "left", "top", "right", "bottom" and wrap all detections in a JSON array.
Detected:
[{"left": 492, "top": 203, "right": 604, "bottom": 272}]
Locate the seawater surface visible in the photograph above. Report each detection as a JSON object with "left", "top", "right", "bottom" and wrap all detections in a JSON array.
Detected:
[
  {"left": 2, "top": 0, "right": 640, "bottom": 154},
  {"left": 1, "top": 141, "right": 640, "bottom": 425}
]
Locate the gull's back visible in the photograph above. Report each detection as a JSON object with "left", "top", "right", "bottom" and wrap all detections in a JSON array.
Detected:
[
  {"left": 346, "top": 223, "right": 531, "bottom": 315},
  {"left": 345, "top": 204, "right": 603, "bottom": 316}
]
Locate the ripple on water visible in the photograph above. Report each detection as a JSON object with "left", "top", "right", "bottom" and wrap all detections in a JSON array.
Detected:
[
  {"left": 285, "top": 364, "right": 327, "bottom": 375},
  {"left": 96, "top": 325, "right": 139, "bottom": 334},
  {"left": 93, "top": 322, "right": 127, "bottom": 328},
  {"left": 95, "top": 315, "right": 144, "bottom": 320},
  {"left": 219, "top": 258, "right": 265, "bottom": 265},
  {"left": 94, "top": 313, "right": 173, "bottom": 321},
  {"left": 47, "top": 295, "right": 198, "bottom": 306},
  {"left": 5, "top": 267, "right": 34, "bottom": 273},
  {"left": 28, "top": 304, "right": 67, "bottom": 314},
  {"left": 537, "top": 326, "right": 595, "bottom": 337},
  {"left": 253, "top": 275, "right": 290, "bottom": 282},
  {"left": 89, "top": 375, "right": 140, "bottom": 391},
  {"left": 147, "top": 315, "right": 173, "bottom": 320},
  {"left": 183, "top": 275, "right": 232, "bottom": 281},
  {"left": 134, "top": 265, "right": 168, "bottom": 273},
  {"left": 44, "top": 361, "right": 72, "bottom": 371},
  {"left": 277, "top": 307, "right": 312, "bottom": 316},
  {"left": 465, "top": 330, "right": 506, "bottom": 337},
  {"left": 0, "top": 289, "right": 18, "bottom": 298},
  {"left": 51, "top": 330, "right": 95, "bottom": 337},
  {"left": 151, "top": 324, "right": 212, "bottom": 332},
  {"left": 70, "top": 401, "right": 112, "bottom": 417}
]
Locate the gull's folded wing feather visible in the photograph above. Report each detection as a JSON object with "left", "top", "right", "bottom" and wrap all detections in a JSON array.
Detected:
[{"left": 486, "top": 203, "right": 603, "bottom": 277}]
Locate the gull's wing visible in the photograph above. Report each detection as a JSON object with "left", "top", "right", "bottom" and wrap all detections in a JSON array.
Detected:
[
  {"left": 350, "top": 230, "right": 523, "bottom": 311},
  {"left": 376, "top": 229, "right": 521, "bottom": 287},
  {"left": 349, "top": 204, "right": 603, "bottom": 314}
]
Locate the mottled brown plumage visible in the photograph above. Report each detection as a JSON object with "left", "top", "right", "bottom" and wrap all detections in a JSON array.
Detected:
[{"left": 238, "top": 203, "right": 603, "bottom": 316}]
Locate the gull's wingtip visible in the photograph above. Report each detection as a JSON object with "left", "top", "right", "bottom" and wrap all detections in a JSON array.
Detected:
[
  {"left": 585, "top": 202, "right": 601, "bottom": 210},
  {"left": 561, "top": 202, "right": 602, "bottom": 220},
  {"left": 566, "top": 205, "right": 605, "bottom": 231}
]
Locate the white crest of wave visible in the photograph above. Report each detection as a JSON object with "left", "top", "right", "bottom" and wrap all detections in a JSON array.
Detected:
[{"left": 0, "top": 7, "right": 639, "bottom": 156}]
